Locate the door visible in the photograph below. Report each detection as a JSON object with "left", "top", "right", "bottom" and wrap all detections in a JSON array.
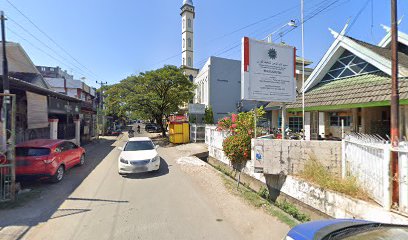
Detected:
[
  {"left": 63, "top": 141, "right": 81, "bottom": 167},
  {"left": 310, "top": 111, "right": 319, "bottom": 140}
]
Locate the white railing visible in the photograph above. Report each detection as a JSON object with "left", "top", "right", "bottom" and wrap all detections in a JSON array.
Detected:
[
  {"left": 342, "top": 133, "right": 408, "bottom": 215},
  {"left": 342, "top": 137, "right": 391, "bottom": 208},
  {"left": 395, "top": 146, "right": 408, "bottom": 215},
  {"left": 205, "top": 125, "right": 230, "bottom": 165},
  {"left": 190, "top": 124, "right": 206, "bottom": 143}
]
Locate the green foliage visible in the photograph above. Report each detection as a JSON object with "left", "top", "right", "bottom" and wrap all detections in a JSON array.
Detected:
[
  {"left": 218, "top": 108, "right": 266, "bottom": 167},
  {"left": 275, "top": 200, "right": 311, "bottom": 222},
  {"left": 189, "top": 115, "right": 197, "bottom": 124},
  {"left": 204, "top": 106, "right": 214, "bottom": 124},
  {"left": 299, "top": 158, "right": 369, "bottom": 200},
  {"left": 105, "top": 65, "right": 195, "bottom": 136},
  {"left": 222, "top": 134, "right": 251, "bottom": 166},
  {"left": 217, "top": 107, "right": 266, "bottom": 137}
]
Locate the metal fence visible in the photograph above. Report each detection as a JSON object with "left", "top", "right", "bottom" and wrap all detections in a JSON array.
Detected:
[
  {"left": 190, "top": 124, "right": 206, "bottom": 143},
  {"left": 0, "top": 94, "right": 16, "bottom": 202},
  {"left": 342, "top": 133, "right": 408, "bottom": 215},
  {"left": 342, "top": 134, "right": 390, "bottom": 208},
  {"left": 394, "top": 146, "right": 408, "bottom": 215}
]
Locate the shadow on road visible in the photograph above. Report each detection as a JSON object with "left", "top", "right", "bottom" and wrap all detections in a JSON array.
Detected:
[
  {"left": 122, "top": 157, "right": 169, "bottom": 179},
  {"left": 0, "top": 138, "right": 118, "bottom": 239}
]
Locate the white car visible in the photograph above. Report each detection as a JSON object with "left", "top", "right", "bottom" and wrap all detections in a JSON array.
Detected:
[{"left": 118, "top": 137, "right": 160, "bottom": 174}]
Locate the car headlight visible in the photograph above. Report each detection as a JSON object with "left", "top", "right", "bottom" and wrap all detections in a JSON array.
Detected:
[
  {"left": 151, "top": 155, "right": 160, "bottom": 162},
  {"left": 120, "top": 158, "right": 128, "bottom": 164}
]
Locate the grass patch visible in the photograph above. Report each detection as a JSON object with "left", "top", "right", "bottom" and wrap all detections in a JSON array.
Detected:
[
  {"left": 211, "top": 161, "right": 311, "bottom": 226},
  {"left": 0, "top": 189, "right": 42, "bottom": 210},
  {"left": 221, "top": 176, "right": 299, "bottom": 227},
  {"left": 299, "top": 159, "right": 369, "bottom": 201}
]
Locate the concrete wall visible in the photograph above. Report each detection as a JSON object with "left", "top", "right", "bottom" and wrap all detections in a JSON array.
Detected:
[
  {"left": 205, "top": 126, "right": 408, "bottom": 223},
  {"left": 254, "top": 139, "right": 342, "bottom": 177}
]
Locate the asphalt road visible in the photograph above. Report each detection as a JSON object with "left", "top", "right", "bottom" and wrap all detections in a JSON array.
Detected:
[
  {"left": 0, "top": 129, "right": 289, "bottom": 240},
  {"left": 21, "top": 131, "right": 243, "bottom": 240}
]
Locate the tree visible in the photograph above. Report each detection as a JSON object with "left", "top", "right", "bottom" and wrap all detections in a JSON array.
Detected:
[
  {"left": 105, "top": 65, "right": 195, "bottom": 137},
  {"left": 204, "top": 106, "right": 214, "bottom": 124}
]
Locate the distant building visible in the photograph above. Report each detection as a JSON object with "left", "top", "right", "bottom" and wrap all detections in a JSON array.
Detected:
[
  {"left": 0, "top": 42, "right": 82, "bottom": 143},
  {"left": 194, "top": 56, "right": 263, "bottom": 122},
  {"left": 37, "top": 66, "right": 97, "bottom": 143}
]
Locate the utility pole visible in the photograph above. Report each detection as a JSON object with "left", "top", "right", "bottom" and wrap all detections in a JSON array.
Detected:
[
  {"left": 1, "top": 11, "right": 9, "bottom": 152},
  {"left": 301, "top": 0, "right": 305, "bottom": 140},
  {"left": 390, "top": 0, "right": 400, "bottom": 206},
  {"left": 1, "top": 12, "right": 8, "bottom": 94},
  {"left": 96, "top": 80, "right": 107, "bottom": 137}
]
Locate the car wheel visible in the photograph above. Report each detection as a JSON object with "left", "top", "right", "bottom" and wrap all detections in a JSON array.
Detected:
[
  {"left": 78, "top": 154, "right": 85, "bottom": 166},
  {"left": 51, "top": 165, "right": 65, "bottom": 183}
]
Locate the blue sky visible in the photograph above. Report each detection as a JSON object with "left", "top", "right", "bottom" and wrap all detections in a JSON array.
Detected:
[{"left": 2, "top": 0, "right": 407, "bottom": 87}]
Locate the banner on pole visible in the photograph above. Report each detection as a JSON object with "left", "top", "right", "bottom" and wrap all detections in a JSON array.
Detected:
[{"left": 241, "top": 37, "right": 296, "bottom": 103}]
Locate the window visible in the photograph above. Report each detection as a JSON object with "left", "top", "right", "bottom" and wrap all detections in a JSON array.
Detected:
[
  {"left": 188, "top": 57, "right": 192, "bottom": 66},
  {"left": 329, "top": 116, "right": 351, "bottom": 127},
  {"left": 124, "top": 141, "right": 154, "bottom": 151},
  {"left": 183, "top": 57, "right": 185, "bottom": 65},
  {"left": 183, "top": 19, "right": 185, "bottom": 29},
  {"left": 188, "top": 38, "right": 192, "bottom": 48},
  {"left": 321, "top": 50, "right": 380, "bottom": 83},
  {"left": 188, "top": 19, "right": 192, "bottom": 28},
  {"left": 16, "top": 147, "right": 50, "bottom": 157},
  {"left": 183, "top": 38, "right": 185, "bottom": 48},
  {"left": 289, "top": 117, "right": 303, "bottom": 133}
]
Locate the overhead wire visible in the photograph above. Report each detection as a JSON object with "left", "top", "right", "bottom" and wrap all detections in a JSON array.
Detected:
[
  {"left": 5, "top": 0, "right": 101, "bottom": 81},
  {"left": 6, "top": 27, "right": 95, "bottom": 81},
  {"left": 6, "top": 19, "right": 95, "bottom": 83},
  {"left": 196, "top": 0, "right": 348, "bottom": 68}
]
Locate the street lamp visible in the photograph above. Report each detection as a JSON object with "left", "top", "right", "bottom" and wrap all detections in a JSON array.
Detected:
[{"left": 264, "top": 20, "right": 297, "bottom": 43}]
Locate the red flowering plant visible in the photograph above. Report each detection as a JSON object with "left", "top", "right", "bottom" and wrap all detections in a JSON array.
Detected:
[{"left": 218, "top": 108, "right": 265, "bottom": 187}]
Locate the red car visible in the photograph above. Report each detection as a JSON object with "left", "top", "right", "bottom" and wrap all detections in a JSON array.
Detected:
[{"left": 15, "top": 139, "right": 86, "bottom": 183}]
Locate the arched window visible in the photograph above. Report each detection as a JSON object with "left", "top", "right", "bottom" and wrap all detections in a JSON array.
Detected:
[
  {"left": 183, "top": 19, "right": 185, "bottom": 29},
  {"left": 183, "top": 38, "right": 185, "bottom": 48},
  {"left": 188, "top": 38, "right": 192, "bottom": 48},
  {"left": 188, "top": 57, "right": 192, "bottom": 67},
  {"left": 183, "top": 57, "right": 185, "bottom": 65},
  {"left": 188, "top": 19, "right": 192, "bottom": 28}
]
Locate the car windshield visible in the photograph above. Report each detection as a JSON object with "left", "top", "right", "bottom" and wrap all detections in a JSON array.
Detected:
[
  {"left": 16, "top": 147, "right": 51, "bottom": 157},
  {"left": 124, "top": 141, "right": 154, "bottom": 151},
  {"left": 334, "top": 226, "right": 408, "bottom": 240}
]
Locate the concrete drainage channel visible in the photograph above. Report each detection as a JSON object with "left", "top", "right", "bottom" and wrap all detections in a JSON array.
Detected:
[{"left": 192, "top": 151, "right": 331, "bottom": 223}]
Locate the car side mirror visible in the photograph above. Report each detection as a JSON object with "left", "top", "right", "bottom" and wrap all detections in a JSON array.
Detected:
[{"left": 118, "top": 147, "right": 123, "bottom": 151}]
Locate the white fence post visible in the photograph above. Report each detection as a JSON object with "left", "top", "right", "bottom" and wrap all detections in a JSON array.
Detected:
[
  {"left": 383, "top": 145, "right": 391, "bottom": 211},
  {"left": 342, "top": 140, "right": 346, "bottom": 179}
]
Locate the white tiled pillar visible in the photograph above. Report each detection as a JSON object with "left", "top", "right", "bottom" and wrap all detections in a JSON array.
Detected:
[
  {"left": 318, "top": 112, "right": 325, "bottom": 138},
  {"left": 49, "top": 118, "right": 59, "bottom": 140},
  {"left": 304, "top": 112, "right": 311, "bottom": 141},
  {"left": 74, "top": 119, "right": 81, "bottom": 146},
  {"left": 272, "top": 110, "right": 279, "bottom": 130}
]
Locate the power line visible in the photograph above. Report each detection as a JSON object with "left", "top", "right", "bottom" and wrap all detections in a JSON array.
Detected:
[
  {"left": 6, "top": 19, "right": 94, "bottom": 83},
  {"left": 7, "top": 27, "right": 95, "bottom": 83},
  {"left": 195, "top": 0, "right": 348, "bottom": 67},
  {"left": 5, "top": 0, "right": 101, "bottom": 80}
]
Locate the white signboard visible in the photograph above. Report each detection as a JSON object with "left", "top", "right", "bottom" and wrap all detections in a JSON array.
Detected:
[
  {"left": 188, "top": 104, "right": 206, "bottom": 114},
  {"left": 241, "top": 37, "right": 296, "bottom": 103}
]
